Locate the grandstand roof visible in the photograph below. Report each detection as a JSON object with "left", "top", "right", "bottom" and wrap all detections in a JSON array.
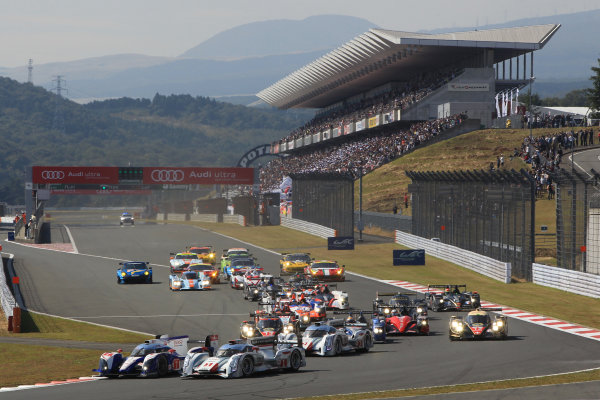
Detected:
[{"left": 257, "top": 24, "right": 560, "bottom": 110}]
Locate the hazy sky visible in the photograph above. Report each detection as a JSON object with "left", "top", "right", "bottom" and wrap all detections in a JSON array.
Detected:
[{"left": 0, "top": 0, "right": 598, "bottom": 68}]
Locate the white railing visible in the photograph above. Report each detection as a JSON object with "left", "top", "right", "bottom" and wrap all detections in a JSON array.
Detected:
[
  {"left": 0, "top": 255, "right": 16, "bottom": 319},
  {"left": 223, "top": 214, "right": 246, "bottom": 226},
  {"left": 281, "top": 217, "right": 336, "bottom": 239},
  {"left": 395, "top": 230, "right": 511, "bottom": 283},
  {"left": 167, "top": 213, "right": 187, "bottom": 221},
  {"left": 189, "top": 214, "right": 218, "bottom": 223},
  {"left": 533, "top": 263, "right": 600, "bottom": 299}
]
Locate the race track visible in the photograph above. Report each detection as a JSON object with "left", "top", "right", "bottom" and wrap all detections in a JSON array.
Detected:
[{"left": 2, "top": 214, "right": 599, "bottom": 399}]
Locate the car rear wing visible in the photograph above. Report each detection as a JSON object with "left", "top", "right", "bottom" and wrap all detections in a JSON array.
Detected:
[
  {"left": 376, "top": 291, "right": 416, "bottom": 297},
  {"left": 249, "top": 336, "right": 277, "bottom": 346},
  {"left": 479, "top": 307, "right": 504, "bottom": 312},
  {"left": 427, "top": 284, "right": 467, "bottom": 290}
]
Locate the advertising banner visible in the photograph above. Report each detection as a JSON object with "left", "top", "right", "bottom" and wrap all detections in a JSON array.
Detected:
[
  {"left": 143, "top": 167, "right": 254, "bottom": 185},
  {"left": 49, "top": 189, "right": 152, "bottom": 195},
  {"left": 383, "top": 112, "right": 394, "bottom": 124},
  {"left": 344, "top": 123, "right": 353, "bottom": 135},
  {"left": 356, "top": 120, "right": 365, "bottom": 131},
  {"left": 448, "top": 83, "right": 489, "bottom": 91},
  {"left": 323, "top": 129, "right": 331, "bottom": 140},
  {"left": 333, "top": 127, "right": 341, "bottom": 137},
  {"left": 33, "top": 166, "right": 119, "bottom": 184},
  {"left": 327, "top": 236, "right": 355, "bottom": 250},
  {"left": 368, "top": 116, "right": 379, "bottom": 129},
  {"left": 393, "top": 249, "right": 425, "bottom": 265}
]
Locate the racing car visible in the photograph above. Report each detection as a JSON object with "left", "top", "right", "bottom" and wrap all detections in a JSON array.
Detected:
[
  {"left": 169, "top": 252, "right": 200, "bottom": 273},
  {"left": 187, "top": 262, "right": 220, "bottom": 284},
  {"left": 224, "top": 257, "right": 259, "bottom": 281},
  {"left": 449, "top": 308, "right": 507, "bottom": 341},
  {"left": 280, "top": 252, "right": 312, "bottom": 275},
  {"left": 304, "top": 260, "right": 345, "bottom": 282},
  {"left": 379, "top": 306, "right": 429, "bottom": 336},
  {"left": 373, "top": 292, "right": 427, "bottom": 317},
  {"left": 187, "top": 246, "right": 217, "bottom": 265},
  {"left": 94, "top": 335, "right": 188, "bottom": 378},
  {"left": 243, "top": 270, "right": 263, "bottom": 301},
  {"left": 120, "top": 212, "right": 134, "bottom": 226},
  {"left": 181, "top": 336, "right": 305, "bottom": 378},
  {"left": 169, "top": 270, "right": 212, "bottom": 291},
  {"left": 220, "top": 248, "right": 251, "bottom": 273},
  {"left": 426, "top": 284, "right": 481, "bottom": 312},
  {"left": 117, "top": 261, "right": 152, "bottom": 284},
  {"left": 302, "top": 316, "right": 373, "bottom": 356}
]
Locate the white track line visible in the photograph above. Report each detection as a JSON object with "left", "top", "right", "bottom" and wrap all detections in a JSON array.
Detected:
[{"left": 63, "top": 225, "right": 79, "bottom": 254}]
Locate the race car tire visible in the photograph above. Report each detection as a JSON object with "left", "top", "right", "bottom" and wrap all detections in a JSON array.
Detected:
[
  {"left": 240, "top": 357, "right": 254, "bottom": 377},
  {"left": 120, "top": 222, "right": 123, "bottom": 226},
  {"left": 449, "top": 335, "right": 457, "bottom": 341},
  {"left": 358, "top": 334, "right": 372, "bottom": 352},
  {"left": 157, "top": 355, "right": 168, "bottom": 377},
  {"left": 334, "top": 337, "right": 342, "bottom": 355},
  {"left": 288, "top": 350, "right": 302, "bottom": 371},
  {"left": 147, "top": 277, "right": 153, "bottom": 284}
]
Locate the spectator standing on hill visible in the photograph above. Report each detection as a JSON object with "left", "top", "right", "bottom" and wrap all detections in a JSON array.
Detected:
[
  {"left": 404, "top": 193, "right": 409, "bottom": 209},
  {"left": 393, "top": 204, "right": 398, "bottom": 214}
]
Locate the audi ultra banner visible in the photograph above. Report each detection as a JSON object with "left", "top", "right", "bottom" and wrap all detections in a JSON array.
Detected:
[
  {"left": 33, "top": 166, "right": 119, "bottom": 184},
  {"left": 143, "top": 167, "right": 254, "bottom": 185}
]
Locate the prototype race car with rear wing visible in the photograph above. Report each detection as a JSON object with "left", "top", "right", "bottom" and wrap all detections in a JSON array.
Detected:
[
  {"left": 380, "top": 306, "right": 429, "bottom": 336},
  {"left": 225, "top": 257, "right": 260, "bottom": 281},
  {"left": 302, "top": 314, "right": 374, "bottom": 356},
  {"left": 242, "top": 269, "right": 264, "bottom": 301},
  {"left": 373, "top": 292, "right": 427, "bottom": 317},
  {"left": 181, "top": 336, "right": 306, "bottom": 378},
  {"left": 187, "top": 262, "right": 220, "bottom": 284},
  {"left": 304, "top": 260, "right": 345, "bottom": 281},
  {"left": 169, "top": 270, "right": 212, "bottom": 291},
  {"left": 426, "top": 284, "right": 481, "bottom": 312},
  {"left": 94, "top": 335, "right": 188, "bottom": 378},
  {"left": 220, "top": 247, "right": 251, "bottom": 273},
  {"left": 449, "top": 308, "right": 507, "bottom": 341},
  {"left": 169, "top": 252, "right": 200, "bottom": 273}
]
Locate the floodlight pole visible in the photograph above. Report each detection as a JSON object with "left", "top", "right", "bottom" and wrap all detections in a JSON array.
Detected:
[{"left": 358, "top": 167, "right": 363, "bottom": 242}]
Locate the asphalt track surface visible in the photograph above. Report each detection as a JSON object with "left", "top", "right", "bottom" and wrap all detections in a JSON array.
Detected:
[{"left": 2, "top": 213, "right": 600, "bottom": 400}]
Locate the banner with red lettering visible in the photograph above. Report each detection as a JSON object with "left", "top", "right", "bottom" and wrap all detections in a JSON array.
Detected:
[
  {"left": 143, "top": 167, "right": 254, "bottom": 185},
  {"left": 33, "top": 166, "right": 119, "bottom": 184}
]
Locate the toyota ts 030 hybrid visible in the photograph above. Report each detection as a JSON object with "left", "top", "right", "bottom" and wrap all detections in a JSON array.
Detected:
[
  {"left": 426, "top": 284, "right": 481, "bottom": 312},
  {"left": 181, "top": 336, "right": 305, "bottom": 378},
  {"left": 302, "top": 317, "right": 374, "bottom": 356},
  {"left": 117, "top": 261, "right": 152, "bottom": 284},
  {"left": 449, "top": 308, "right": 507, "bottom": 341},
  {"left": 169, "top": 252, "right": 200, "bottom": 273},
  {"left": 94, "top": 335, "right": 188, "bottom": 378},
  {"left": 280, "top": 253, "right": 311, "bottom": 275},
  {"left": 169, "top": 271, "right": 211, "bottom": 291}
]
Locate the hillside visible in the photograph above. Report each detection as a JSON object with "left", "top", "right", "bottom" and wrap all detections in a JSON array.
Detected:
[{"left": 0, "top": 77, "right": 311, "bottom": 204}]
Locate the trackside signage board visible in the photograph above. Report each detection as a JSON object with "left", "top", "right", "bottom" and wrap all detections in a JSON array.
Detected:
[
  {"left": 143, "top": 167, "right": 254, "bottom": 185},
  {"left": 393, "top": 249, "right": 425, "bottom": 265},
  {"left": 33, "top": 166, "right": 118, "bottom": 184},
  {"left": 328, "top": 236, "right": 354, "bottom": 250}
]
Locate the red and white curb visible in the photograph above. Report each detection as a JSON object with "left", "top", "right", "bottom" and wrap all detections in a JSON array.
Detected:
[
  {"left": 384, "top": 280, "right": 600, "bottom": 342},
  {"left": 0, "top": 376, "right": 105, "bottom": 392}
]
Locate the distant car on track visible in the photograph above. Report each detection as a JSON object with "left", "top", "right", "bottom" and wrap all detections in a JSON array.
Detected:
[
  {"left": 169, "top": 270, "right": 212, "bottom": 291},
  {"left": 169, "top": 252, "right": 200, "bottom": 273},
  {"left": 304, "top": 260, "right": 345, "bottom": 282},
  {"left": 117, "top": 261, "right": 152, "bottom": 284},
  {"left": 120, "top": 212, "right": 135, "bottom": 226},
  {"left": 280, "top": 253, "right": 311, "bottom": 275},
  {"left": 188, "top": 246, "right": 217, "bottom": 265}
]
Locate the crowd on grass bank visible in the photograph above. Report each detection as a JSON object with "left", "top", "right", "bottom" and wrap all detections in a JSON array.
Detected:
[
  {"left": 261, "top": 114, "right": 467, "bottom": 192},
  {"left": 275, "top": 68, "right": 460, "bottom": 145},
  {"left": 493, "top": 127, "right": 600, "bottom": 199}
]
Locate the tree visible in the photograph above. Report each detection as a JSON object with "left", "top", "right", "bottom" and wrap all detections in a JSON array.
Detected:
[{"left": 587, "top": 58, "right": 600, "bottom": 118}]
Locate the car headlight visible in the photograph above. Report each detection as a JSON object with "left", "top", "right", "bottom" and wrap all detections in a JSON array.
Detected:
[
  {"left": 420, "top": 320, "right": 428, "bottom": 326},
  {"left": 253, "top": 289, "right": 259, "bottom": 294},
  {"left": 302, "top": 315, "right": 309, "bottom": 322},
  {"left": 202, "top": 280, "right": 210, "bottom": 285},
  {"left": 337, "top": 269, "right": 343, "bottom": 274},
  {"left": 374, "top": 327, "right": 383, "bottom": 334},
  {"left": 247, "top": 327, "right": 254, "bottom": 335},
  {"left": 439, "top": 299, "right": 444, "bottom": 303},
  {"left": 144, "top": 271, "right": 149, "bottom": 276},
  {"left": 417, "top": 307, "right": 423, "bottom": 313},
  {"left": 314, "top": 306, "right": 322, "bottom": 313},
  {"left": 121, "top": 272, "right": 126, "bottom": 277},
  {"left": 496, "top": 320, "right": 504, "bottom": 327},
  {"left": 242, "top": 325, "right": 249, "bottom": 333},
  {"left": 173, "top": 281, "right": 182, "bottom": 287},
  {"left": 384, "top": 308, "right": 390, "bottom": 315},
  {"left": 210, "top": 254, "right": 215, "bottom": 258},
  {"left": 284, "top": 324, "right": 294, "bottom": 333},
  {"left": 492, "top": 324, "right": 499, "bottom": 331}
]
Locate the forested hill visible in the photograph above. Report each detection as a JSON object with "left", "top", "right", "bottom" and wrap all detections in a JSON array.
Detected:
[{"left": 0, "top": 77, "right": 312, "bottom": 203}]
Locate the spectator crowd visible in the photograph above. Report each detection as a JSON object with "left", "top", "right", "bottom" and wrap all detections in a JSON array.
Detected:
[{"left": 261, "top": 113, "right": 467, "bottom": 192}]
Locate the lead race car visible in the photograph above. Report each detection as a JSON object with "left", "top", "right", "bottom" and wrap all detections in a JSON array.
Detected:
[
  {"left": 94, "top": 335, "right": 188, "bottom": 378},
  {"left": 302, "top": 315, "right": 374, "bottom": 356},
  {"left": 449, "top": 307, "right": 508, "bottom": 341},
  {"left": 426, "top": 284, "right": 481, "bottom": 312},
  {"left": 181, "top": 335, "right": 305, "bottom": 378}
]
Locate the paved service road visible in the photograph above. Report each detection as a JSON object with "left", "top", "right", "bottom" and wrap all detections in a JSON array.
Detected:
[{"left": 2, "top": 215, "right": 599, "bottom": 399}]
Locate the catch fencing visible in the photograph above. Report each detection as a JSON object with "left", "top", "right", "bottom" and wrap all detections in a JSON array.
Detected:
[
  {"left": 407, "top": 169, "right": 535, "bottom": 281},
  {"left": 290, "top": 172, "right": 354, "bottom": 237},
  {"left": 555, "top": 168, "right": 600, "bottom": 275}
]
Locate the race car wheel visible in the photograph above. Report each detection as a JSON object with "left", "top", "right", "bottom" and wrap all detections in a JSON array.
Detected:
[
  {"left": 117, "top": 277, "right": 122, "bottom": 284},
  {"left": 147, "top": 277, "right": 153, "bottom": 284},
  {"left": 157, "top": 355, "right": 168, "bottom": 377},
  {"left": 240, "top": 357, "right": 254, "bottom": 376},
  {"left": 288, "top": 350, "right": 302, "bottom": 371},
  {"left": 358, "top": 334, "right": 372, "bottom": 352},
  {"left": 334, "top": 338, "right": 342, "bottom": 355}
]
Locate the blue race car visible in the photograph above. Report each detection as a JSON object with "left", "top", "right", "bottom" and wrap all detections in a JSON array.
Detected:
[
  {"left": 117, "top": 261, "right": 152, "bottom": 284},
  {"left": 94, "top": 335, "right": 189, "bottom": 378},
  {"left": 169, "top": 270, "right": 212, "bottom": 291}
]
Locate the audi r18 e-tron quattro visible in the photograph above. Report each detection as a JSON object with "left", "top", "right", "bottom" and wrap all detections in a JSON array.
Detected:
[{"left": 117, "top": 261, "right": 152, "bottom": 284}]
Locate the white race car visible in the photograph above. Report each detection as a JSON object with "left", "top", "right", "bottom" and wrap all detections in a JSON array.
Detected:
[
  {"left": 181, "top": 335, "right": 305, "bottom": 378},
  {"left": 302, "top": 320, "right": 373, "bottom": 356}
]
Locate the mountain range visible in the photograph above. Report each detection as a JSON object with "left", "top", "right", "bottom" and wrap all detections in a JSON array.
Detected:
[{"left": 0, "top": 11, "right": 598, "bottom": 103}]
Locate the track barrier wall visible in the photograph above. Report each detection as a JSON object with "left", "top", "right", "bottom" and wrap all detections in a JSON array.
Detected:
[
  {"left": 395, "top": 230, "right": 512, "bottom": 283},
  {"left": 281, "top": 216, "right": 336, "bottom": 239},
  {"left": 533, "top": 263, "right": 600, "bottom": 298}
]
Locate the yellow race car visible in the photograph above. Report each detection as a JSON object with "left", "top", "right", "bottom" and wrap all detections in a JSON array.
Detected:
[
  {"left": 188, "top": 246, "right": 217, "bottom": 265},
  {"left": 280, "top": 253, "right": 312, "bottom": 275}
]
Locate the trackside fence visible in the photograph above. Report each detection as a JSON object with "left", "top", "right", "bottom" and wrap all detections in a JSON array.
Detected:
[
  {"left": 281, "top": 217, "right": 336, "bottom": 239},
  {"left": 395, "top": 230, "right": 512, "bottom": 283},
  {"left": 189, "top": 214, "right": 218, "bottom": 223},
  {"left": 223, "top": 214, "right": 246, "bottom": 226},
  {"left": 1, "top": 255, "right": 16, "bottom": 318},
  {"left": 533, "top": 263, "right": 600, "bottom": 298}
]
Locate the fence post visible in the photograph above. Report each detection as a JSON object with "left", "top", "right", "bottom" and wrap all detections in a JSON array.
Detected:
[{"left": 12, "top": 307, "right": 21, "bottom": 333}]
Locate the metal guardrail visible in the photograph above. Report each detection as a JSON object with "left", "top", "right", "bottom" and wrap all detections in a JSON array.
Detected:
[
  {"left": 395, "top": 230, "right": 511, "bottom": 283},
  {"left": 223, "top": 214, "right": 246, "bottom": 226},
  {"left": 0, "top": 255, "right": 17, "bottom": 319},
  {"left": 281, "top": 217, "right": 336, "bottom": 239},
  {"left": 189, "top": 214, "right": 218, "bottom": 223},
  {"left": 533, "top": 263, "right": 600, "bottom": 298}
]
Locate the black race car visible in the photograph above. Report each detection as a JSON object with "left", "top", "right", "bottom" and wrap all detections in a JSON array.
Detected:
[
  {"left": 449, "top": 308, "right": 507, "bottom": 340},
  {"left": 425, "top": 284, "right": 480, "bottom": 312}
]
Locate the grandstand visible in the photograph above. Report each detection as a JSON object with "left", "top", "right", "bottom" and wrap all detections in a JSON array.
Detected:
[{"left": 258, "top": 24, "right": 560, "bottom": 152}]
